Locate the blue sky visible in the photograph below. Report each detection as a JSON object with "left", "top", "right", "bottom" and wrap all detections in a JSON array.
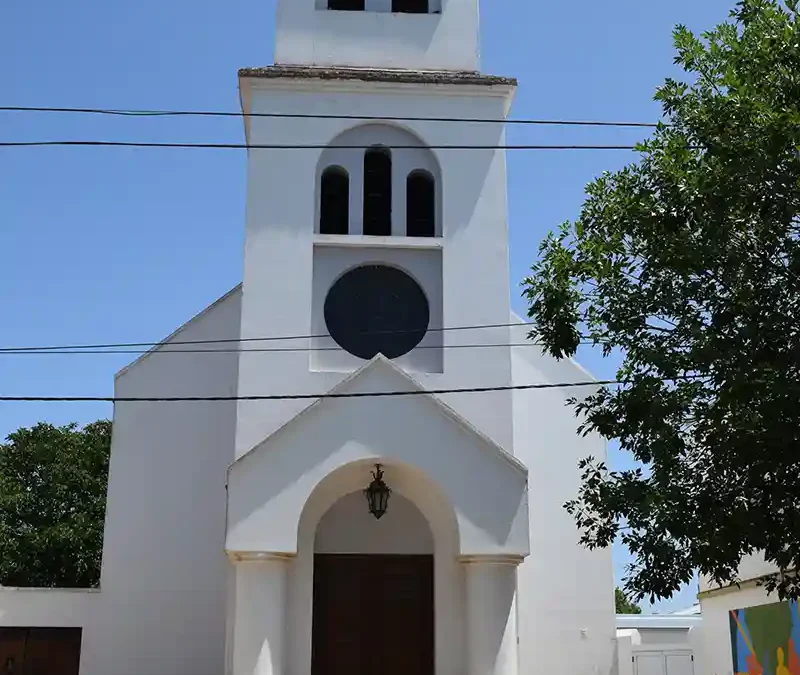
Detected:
[{"left": 1, "top": 0, "right": 734, "bottom": 611}]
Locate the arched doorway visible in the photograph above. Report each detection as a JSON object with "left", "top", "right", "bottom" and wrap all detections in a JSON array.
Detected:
[{"left": 310, "top": 490, "right": 435, "bottom": 675}]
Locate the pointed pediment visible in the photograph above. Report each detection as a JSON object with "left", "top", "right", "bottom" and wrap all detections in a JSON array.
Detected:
[
  {"left": 230, "top": 354, "right": 526, "bottom": 477},
  {"left": 226, "top": 355, "right": 530, "bottom": 557}
]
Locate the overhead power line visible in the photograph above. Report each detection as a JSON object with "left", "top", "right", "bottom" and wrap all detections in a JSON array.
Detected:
[
  {"left": 0, "top": 105, "right": 661, "bottom": 129},
  {"left": 0, "top": 321, "right": 546, "bottom": 353},
  {"left": 0, "top": 140, "right": 641, "bottom": 151},
  {"left": 0, "top": 377, "right": 699, "bottom": 403},
  {"left": 0, "top": 343, "right": 600, "bottom": 357}
]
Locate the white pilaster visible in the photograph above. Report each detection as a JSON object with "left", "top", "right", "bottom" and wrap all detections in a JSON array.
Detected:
[
  {"left": 463, "top": 556, "right": 521, "bottom": 675},
  {"left": 229, "top": 552, "right": 292, "bottom": 675}
]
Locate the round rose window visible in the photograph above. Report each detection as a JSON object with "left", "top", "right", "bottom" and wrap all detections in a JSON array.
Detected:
[{"left": 323, "top": 265, "right": 430, "bottom": 360}]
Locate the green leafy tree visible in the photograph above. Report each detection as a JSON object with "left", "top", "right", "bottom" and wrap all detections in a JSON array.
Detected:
[
  {"left": 524, "top": 0, "right": 800, "bottom": 602},
  {"left": 615, "top": 588, "right": 643, "bottom": 614},
  {"left": 0, "top": 420, "right": 111, "bottom": 588}
]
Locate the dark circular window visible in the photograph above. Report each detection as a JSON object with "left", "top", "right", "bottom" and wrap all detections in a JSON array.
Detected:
[{"left": 324, "top": 264, "right": 430, "bottom": 360}]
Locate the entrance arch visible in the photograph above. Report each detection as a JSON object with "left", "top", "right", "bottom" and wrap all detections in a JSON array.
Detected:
[
  {"left": 311, "top": 491, "right": 434, "bottom": 675},
  {"left": 288, "top": 459, "right": 465, "bottom": 675},
  {"left": 225, "top": 359, "right": 531, "bottom": 675}
]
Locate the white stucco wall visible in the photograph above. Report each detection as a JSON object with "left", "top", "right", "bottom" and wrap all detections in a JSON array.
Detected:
[
  {"left": 639, "top": 628, "right": 689, "bottom": 646},
  {"left": 615, "top": 618, "right": 700, "bottom": 647},
  {"left": 275, "top": 0, "right": 479, "bottom": 71},
  {"left": 315, "top": 491, "right": 434, "bottom": 554},
  {"left": 699, "top": 553, "right": 776, "bottom": 594},
  {"left": 81, "top": 287, "right": 242, "bottom": 675},
  {"left": 617, "top": 635, "right": 637, "bottom": 675},
  {"left": 688, "top": 626, "right": 705, "bottom": 675},
  {"left": 509, "top": 318, "right": 618, "bottom": 675},
  {"left": 0, "top": 588, "right": 99, "bottom": 675},
  {"left": 236, "top": 77, "right": 517, "bottom": 459},
  {"left": 636, "top": 629, "right": 695, "bottom": 647},
  {"left": 0, "top": 588, "right": 97, "bottom": 628}
]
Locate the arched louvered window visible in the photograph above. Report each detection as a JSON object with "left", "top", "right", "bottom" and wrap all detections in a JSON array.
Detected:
[
  {"left": 329, "top": 0, "right": 365, "bottom": 10},
  {"left": 406, "top": 170, "right": 435, "bottom": 237},
  {"left": 392, "top": 0, "right": 429, "bottom": 12},
  {"left": 320, "top": 166, "right": 350, "bottom": 235},
  {"left": 363, "top": 148, "right": 392, "bottom": 236}
]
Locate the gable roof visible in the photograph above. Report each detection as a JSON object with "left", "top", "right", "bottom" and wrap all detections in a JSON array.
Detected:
[
  {"left": 114, "top": 284, "right": 242, "bottom": 380},
  {"left": 229, "top": 353, "right": 527, "bottom": 477}
]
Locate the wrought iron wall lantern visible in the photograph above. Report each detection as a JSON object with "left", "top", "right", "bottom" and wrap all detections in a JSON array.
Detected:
[{"left": 364, "top": 463, "right": 391, "bottom": 520}]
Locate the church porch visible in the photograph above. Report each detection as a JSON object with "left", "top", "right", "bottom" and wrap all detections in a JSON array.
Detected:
[
  {"left": 227, "top": 459, "right": 524, "bottom": 675},
  {"left": 224, "top": 357, "right": 529, "bottom": 675}
]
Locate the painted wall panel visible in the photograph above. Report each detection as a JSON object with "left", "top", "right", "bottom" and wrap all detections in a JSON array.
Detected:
[
  {"left": 730, "top": 599, "right": 799, "bottom": 675},
  {"left": 701, "top": 584, "right": 785, "bottom": 675}
]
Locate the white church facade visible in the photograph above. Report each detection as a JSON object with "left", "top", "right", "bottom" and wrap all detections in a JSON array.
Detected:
[{"left": 0, "top": 1, "right": 618, "bottom": 674}]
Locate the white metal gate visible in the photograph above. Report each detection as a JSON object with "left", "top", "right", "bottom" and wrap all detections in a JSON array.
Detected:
[{"left": 634, "top": 650, "right": 694, "bottom": 675}]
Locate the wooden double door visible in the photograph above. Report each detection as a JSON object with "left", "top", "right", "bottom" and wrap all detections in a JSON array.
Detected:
[
  {"left": 311, "top": 554, "right": 434, "bottom": 675},
  {"left": 0, "top": 628, "right": 81, "bottom": 675}
]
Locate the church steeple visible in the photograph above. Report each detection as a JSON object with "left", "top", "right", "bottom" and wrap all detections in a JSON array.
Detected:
[
  {"left": 274, "top": 0, "right": 480, "bottom": 71},
  {"left": 236, "top": 0, "right": 516, "bottom": 458}
]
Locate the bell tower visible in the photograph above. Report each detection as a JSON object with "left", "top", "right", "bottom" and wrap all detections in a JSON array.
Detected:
[
  {"left": 274, "top": 0, "right": 480, "bottom": 71},
  {"left": 235, "top": 0, "right": 517, "bottom": 458}
]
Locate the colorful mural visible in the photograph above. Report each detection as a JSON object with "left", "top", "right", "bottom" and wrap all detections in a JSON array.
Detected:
[{"left": 730, "top": 600, "right": 800, "bottom": 675}]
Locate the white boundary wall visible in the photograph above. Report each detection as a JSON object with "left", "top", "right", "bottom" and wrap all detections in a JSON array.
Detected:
[
  {"left": 0, "top": 587, "right": 99, "bottom": 673},
  {"left": 616, "top": 615, "right": 704, "bottom": 675},
  {"left": 0, "top": 587, "right": 97, "bottom": 627}
]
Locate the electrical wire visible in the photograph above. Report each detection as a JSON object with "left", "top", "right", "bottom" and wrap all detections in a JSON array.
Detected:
[
  {"left": 0, "top": 140, "right": 641, "bottom": 151},
  {"left": 0, "top": 376, "right": 701, "bottom": 403},
  {"left": 0, "top": 343, "right": 601, "bottom": 356},
  {"left": 0, "top": 321, "right": 559, "bottom": 353},
  {"left": 0, "top": 105, "right": 661, "bottom": 128}
]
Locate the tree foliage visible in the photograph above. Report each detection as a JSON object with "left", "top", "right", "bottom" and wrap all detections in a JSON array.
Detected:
[
  {"left": 524, "top": 0, "right": 800, "bottom": 602},
  {"left": 615, "top": 588, "right": 643, "bottom": 614},
  {"left": 0, "top": 420, "right": 111, "bottom": 588}
]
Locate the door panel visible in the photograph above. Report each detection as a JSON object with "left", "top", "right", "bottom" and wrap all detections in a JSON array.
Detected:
[
  {"left": 634, "top": 653, "right": 666, "bottom": 675},
  {"left": 312, "top": 555, "right": 372, "bottom": 675},
  {"left": 665, "top": 653, "right": 695, "bottom": 675},
  {"left": 0, "top": 627, "right": 81, "bottom": 675},
  {"left": 312, "top": 554, "right": 434, "bottom": 675},
  {"left": 376, "top": 555, "right": 434, "bottom": 675},
  {"left": 25, "top": 628, "right": 82, "bottom": 675},
  {"left": 0, "top": 628, "right": 27, "bottom": 675}
]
